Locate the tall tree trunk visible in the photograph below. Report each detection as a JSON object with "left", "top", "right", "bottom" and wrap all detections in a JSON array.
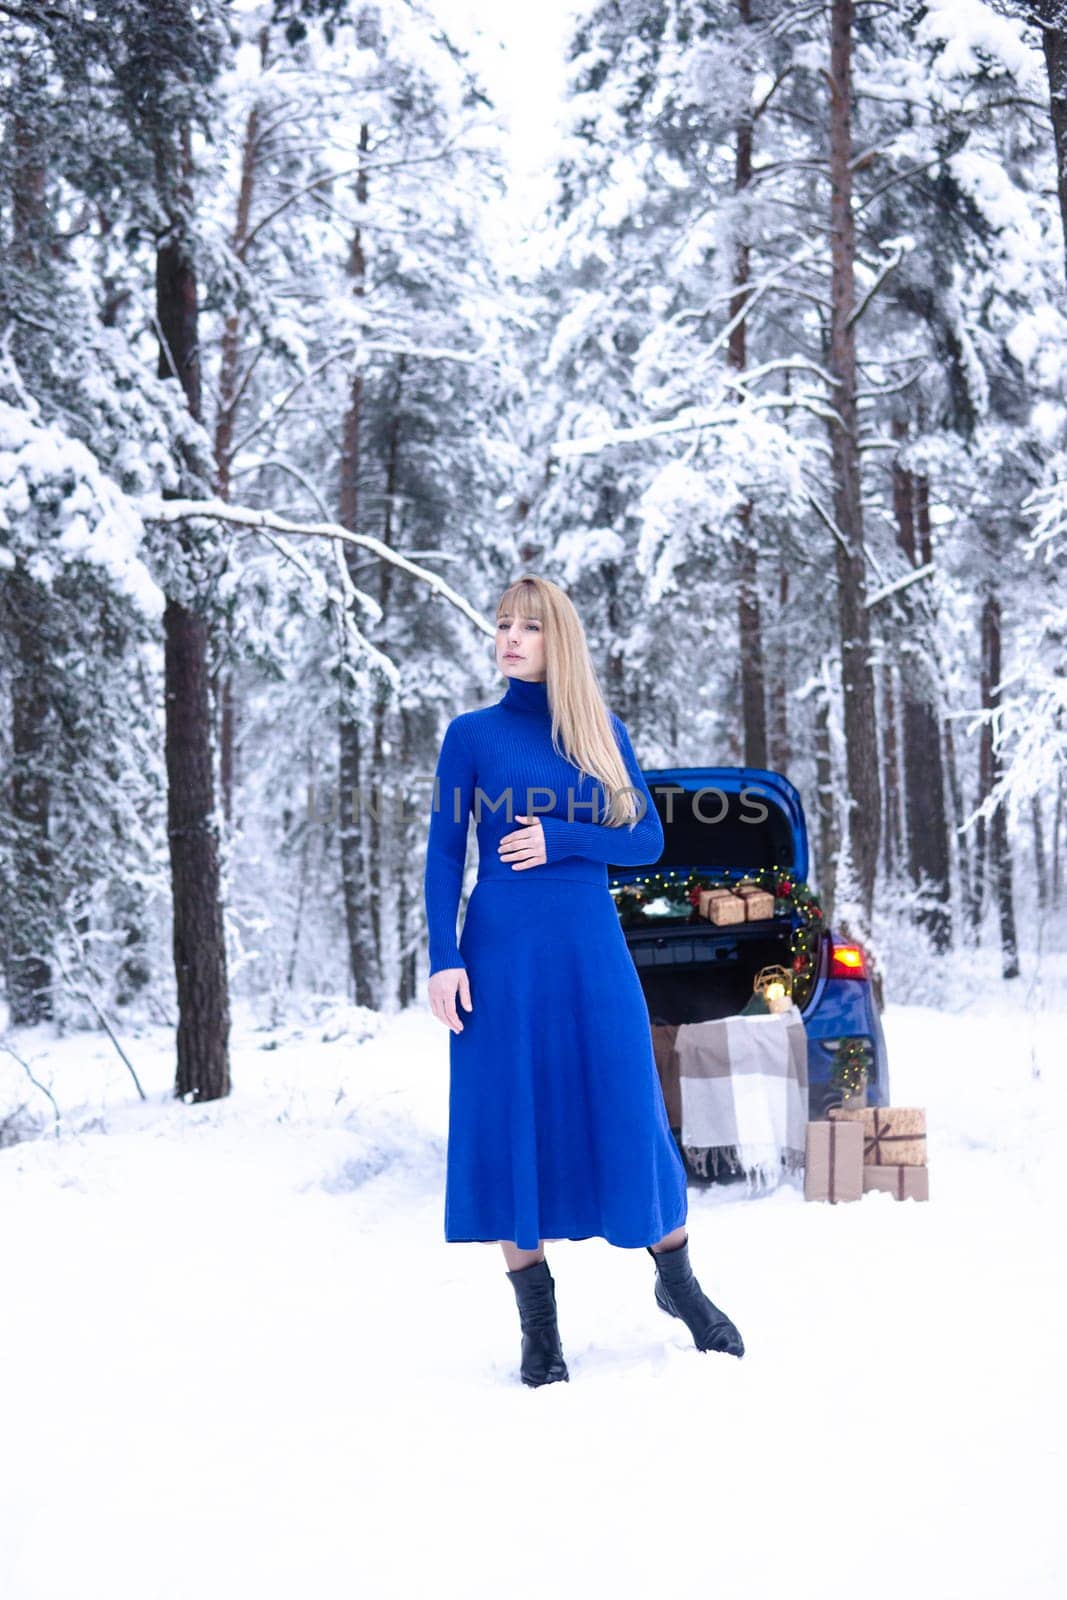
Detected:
[
  {"left": 4, "top": 93, "right": 54, "bottom": 1023},
  {"left": 825, "top": 0, "right": 882, "bottom": 937},
  {"left": 11, "top": 101, "right": 45, "bottom": 261},
  {"left": 943, "top": 717, "right": 972, "bottom": 942},
  {"left": 768, "top": 569, "right": 792, "bottom": 776},
  {"left": 737, "top": 518, "right": 767, "bottom": 766},
  {"left": 1031, "top": 794, "right": 1048, "bottom": 910},
  {"left": 369, "top": 358, "right": 406, "bottom": 1004},
  {"left": 1032, "top": 1, "right": 1067, "bottom": 284},
  {"left": 731, "top": 0, "right": 767, "bottom": 767},
  {"left": 3, "top": 572, "right": 53, "bottom": 1023},
  {"left": 895, "top": 452, "right": 951, "bottom": 949},
  {"left": 397, "top": 704, "right": 418, "bottom": 1008},
  {"left": 1052, "top": 760, "right": 1064, "bottom": 908},
  {"left": 879, "top": 662, "right": 902, "bottom": 880},
  {"left": 813, "top": 684, "right": 838, "bottom": 906},
  {"left": 158, "top": 127, "right": 231, "bottom": 1101},
  {"left": 978, "top": 576, "right": 1019, "bottom": 978},
  {"left": 213, "top": 27, "right": 268, "bottom": 498},
  {"left": 213, "top": 27, "right": 269, "bottom": 830},
  {"left": 338, "top": 123, "right": 378, "bottom": 1008},
  {"left": 972, "top": 774, "right": 989, "bottom": 930},
  {"left": 604, "top": 568, "right": 625, "bottom": 714},
  {"left": 903, "top": 695, "right": 952, "bottom": 949},
  {"left": 914, "top": 470, "right": 934, "bottom": 568}
]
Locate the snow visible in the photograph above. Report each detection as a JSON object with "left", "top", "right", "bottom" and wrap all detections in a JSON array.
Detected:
[
  {"left": 554, "top": 522, "right": 626, "bottom": 582},
  {"left": 916, "top": 0, "right": 1044, "bottom": 94},
  {"left": 1007, "top": 303, "right": 1067, "bottom": 392},
  {"left": 0, "top": 402, "right": 164, "bottom": 619},
  {"left": 1, "top": 951, "right": 1065, "bottom": 1598},
  {"left": 598, "top": 153, "right": 648, "bottom": 230},
  {"left": 947, "top": 149, "right": 1041, "bottom": 291}
]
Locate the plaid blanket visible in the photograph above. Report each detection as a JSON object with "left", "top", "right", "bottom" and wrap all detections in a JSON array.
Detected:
[{"left": 674, "top": 1009, "right": 809, "bottom": 1188}]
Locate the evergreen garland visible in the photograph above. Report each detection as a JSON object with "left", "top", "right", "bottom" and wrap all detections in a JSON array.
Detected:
[{"left": 828, "top": 1036, "right": 874, "bottom": 1099}]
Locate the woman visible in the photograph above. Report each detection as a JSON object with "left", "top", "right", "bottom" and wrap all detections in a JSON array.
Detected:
[{"left": 424, "top": 575, "right": 744, "bottom": 1386}]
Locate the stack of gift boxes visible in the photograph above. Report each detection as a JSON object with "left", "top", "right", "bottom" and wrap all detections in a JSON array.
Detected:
[
  {"left": 804, "top": 1106, "right": 929, "bottom": 1203},
  {"left": 696, "top": 882, "right": 775, "bottom": 925}
]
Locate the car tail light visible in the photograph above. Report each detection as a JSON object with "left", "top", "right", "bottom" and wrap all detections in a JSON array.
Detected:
[{"left": 830, "top": 943, "right": 866, "bottom": 980}]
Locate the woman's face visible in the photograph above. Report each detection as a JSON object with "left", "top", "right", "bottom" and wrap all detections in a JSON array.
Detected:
[{"left": 495, "top": 609, "right": 546, "bottom": 682}]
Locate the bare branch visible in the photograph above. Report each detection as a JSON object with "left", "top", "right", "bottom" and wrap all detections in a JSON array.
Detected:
[
  {"left": 752, "top": 64, "right": 800, "bottom": 121},
  {"left": 0, "top": 1039, "right": 62, "bottom": 1136},
  {"left": 847, "top": 244, "right": 904, "bottom": 328},
  {"left": 805, "top": 490, "right": 852, "bottom": 555},
  {"left": 54, "top": 932, "right": 147, "bottom": 1103},
  {"left": 230, "top": 339, "right": 486, "bottom": 459},
  {"left": 748, "top": 155, "right": 832, "bottom": 188},
  {"left": 230, "top": 456, "right": 332, "bottom": 517},
  {"left": 240, "top": 133, "right": 486, "bottom": 256}
]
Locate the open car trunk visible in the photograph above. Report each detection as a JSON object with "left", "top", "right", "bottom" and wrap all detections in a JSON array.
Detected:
[
  {"left": 627, "top": 919, "right": 802, "bottom": 1024},
  {"left": 606, "top": 764, "right": 814, "bottom": 1026}
]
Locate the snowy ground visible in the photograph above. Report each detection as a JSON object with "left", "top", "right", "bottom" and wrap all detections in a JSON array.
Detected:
[{"left": 1, "top": 954, "right": 1065, "bottom": 1599}]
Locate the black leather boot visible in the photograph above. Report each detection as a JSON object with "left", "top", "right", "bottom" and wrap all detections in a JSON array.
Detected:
[
  {"left": 647, "top": 1233, "right": 745, "bottom": 1357},
  {"left": 505, "top": 1257, "right": 570, "bottom": 1387}
]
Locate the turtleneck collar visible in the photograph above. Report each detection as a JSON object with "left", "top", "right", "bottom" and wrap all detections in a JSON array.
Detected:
[{"left": 500, "top": 674, "right": 550, "bottom": 716}]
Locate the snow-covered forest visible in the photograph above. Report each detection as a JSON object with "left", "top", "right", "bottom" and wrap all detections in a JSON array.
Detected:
[
  {"left": 1, "top": 2, "right": 1065, "bottom": 1595},
  {"left": 2, "top": 0, "right": 1065, "bottom": 1041}
]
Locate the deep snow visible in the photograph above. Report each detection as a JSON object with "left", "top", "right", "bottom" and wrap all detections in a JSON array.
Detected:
[{"left": 1, "top": 954, "right": 1065, "bottom": 1599}]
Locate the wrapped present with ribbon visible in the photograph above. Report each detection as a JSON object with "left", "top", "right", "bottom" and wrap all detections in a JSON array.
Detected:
[
  {"left": 696, "top": 887, "right": 720, "bottom": 918},
  {"left": 830, "top": 1105, "right": 927, "bottom": 1167},
  {"left": 803, "top": 1117, "right": 863, "bottom": 1203},
  {"left": 736, "top": 885, "right": 775, "bottom": 921},
  {"left": 697, "top": 888, "right": 745, "bottom": 926},
  {"left": 863, "top": 1164, "right": 930, "bottom": 1201}
]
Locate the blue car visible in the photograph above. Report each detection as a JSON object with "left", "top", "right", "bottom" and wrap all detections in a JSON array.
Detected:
[{"left": 606, "top": 764, "right": 889, "bottom": 1171}]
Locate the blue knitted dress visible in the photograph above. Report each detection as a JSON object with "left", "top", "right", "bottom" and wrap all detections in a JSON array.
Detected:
[{"left": 424, "top": 675, "right": 688, "bottom": 1250}]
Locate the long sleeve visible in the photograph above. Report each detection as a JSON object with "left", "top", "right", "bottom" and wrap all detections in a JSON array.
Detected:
[
  {"left": 424, "top": 716, "right": 476, "bottom": 974},
  {"left": 539, "top": 716, "right": 665, "bottom": 869}
]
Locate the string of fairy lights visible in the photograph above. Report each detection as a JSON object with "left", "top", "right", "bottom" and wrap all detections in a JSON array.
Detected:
[
  {"left": 826, "top": 1036, "right": 874, "bottom": 1098},
  {"left": 609, "top": 864, "right": 826, "bottom": 1010}
]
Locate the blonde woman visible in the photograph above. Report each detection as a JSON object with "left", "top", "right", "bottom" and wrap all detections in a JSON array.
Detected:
[{"left": 425, "top": 575, "right": 744, "bottom": 1386}]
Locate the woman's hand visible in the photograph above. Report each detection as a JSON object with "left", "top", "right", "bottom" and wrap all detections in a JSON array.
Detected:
[
  {"left": 429, "top": 967, "right": 473, "bottom": 1033},
  {"left": 498, "top": 813, "right": 547, "bottom": 870}
]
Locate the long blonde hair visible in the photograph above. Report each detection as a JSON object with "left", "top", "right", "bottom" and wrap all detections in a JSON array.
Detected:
[{"left": 496, "top": 575, "right": 640, "bottom": 827}]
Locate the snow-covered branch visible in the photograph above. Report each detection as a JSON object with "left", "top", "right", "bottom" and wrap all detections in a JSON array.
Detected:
[
  {"left": 805, "top": 491, "right": 852, "bottom": 556},
  {"left": 251, "top": 524, "right": 399, "bottom": 688},
  {"left": 136, "top": 496, "right": 493, "bottom": 636},
  {"left": 550, "top": 390, "right": 840, "bottom": 458},
  {"left": 865, "top": 561, "right": 935, "bottom": 608}
]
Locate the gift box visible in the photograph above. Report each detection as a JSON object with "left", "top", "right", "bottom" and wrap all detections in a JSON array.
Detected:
[
  {"left": 863, "top": 1164, "right": 930, "bottom": 1201},
  {"left": 698, "top": 889, "right": 745, "bottom": 926},
  {"left": 737, "top": 886, "right": 775, "bottom": 921},
  {"left": 829, "top": 1105, "right": 927, "bottom": 1166},
  {"left": 803, "top": 1117, "right": 864, "bottom": 1203}
]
